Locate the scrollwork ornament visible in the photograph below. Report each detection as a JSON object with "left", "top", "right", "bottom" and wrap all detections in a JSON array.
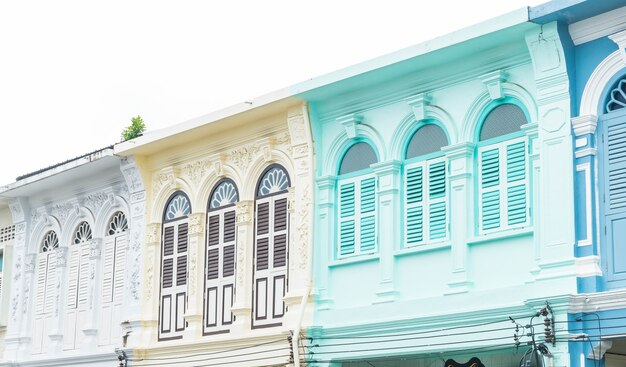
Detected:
[
  {"left": 145, "top": 223, "right": 160, "bottom": 244},
  {"left": 24, "top": 254, "right": 36, "bottom": 274},
  {"left": 55, "top": 247, "right": 69, "bottom": 267},
  {"left": 236, "top": 202, "right": 253, "bottom": 224},
  {"left": 89, "top": 239, "right": 102, "bottom": 259}
]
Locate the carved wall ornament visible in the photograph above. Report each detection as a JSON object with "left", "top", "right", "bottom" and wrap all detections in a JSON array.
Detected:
[
  {"left": 405, "top": 93, "right": 432, "bottom": 121},
  {"left": 24, "top": 254, "right": 37, "bottom": 274},
  {"left": 145, "top": 223, "right": 161, "bottom": 244},
  {"left": 188, "top": 212, "right": 205, "bottom": 235},
  {"left": 89, "top": 239, "right": 102, "bottom": 259},
  {"left": 287, "top": 113, "right": 307, "bottom": 146},
  {"left": 8, "top": 199, "right": 24, "bottom": 222},
  {"left": 181, "top": 158, "right": 211, "bottom": 186},
  {"left": 16, "top": 222, "right": 26, "bottom": 234},
  {"left": 49, "top": 202, "right": 74, "bottom": 226},
  {"left": 236, "top": 201, "right": 253, "bottom": 225},
  {"left": 213, "top": 160, "right": 224, "bottom": 177},
  {"left": 122, "top": 164, "right": 144, "bottom": 194},
  {"left": 22, "top": 284, "right": 30, "bottom": 315},
  {"left": 55, "top": 247, "right": 69, "bottom": 267},
  {"left": 336, "top": 114, "right": 363, "bottom": 139},
  {"left": 145, "top": 248, "right": 155, "bottom": 300}
]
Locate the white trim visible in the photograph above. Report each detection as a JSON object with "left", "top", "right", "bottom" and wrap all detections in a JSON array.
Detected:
[
  {"left": 575, "top": 255, "right": 602, "bottom": 277},
  {"left": 580, "top": 51, "right": 624, "bottom": 117},
  {"left": 576, "top": 163, "right": 593, "bottom": 247},
  {"left": 572, "top": 115, "right": 598, "bottom": 137},
  {"left": 575, "top": 147, "right": 597, "bottom": 159},
  {"left": 569, "top": 288, "right": 626, "bottom": 313},
  {"left": 569, "top": 6, "right": 626, "bottom": 46},
  {"left": 575, "top": 137, "right": 588, "bottom": 149},
  {"left": 609, "top": 29, "right": 626, "bottom": 65}
]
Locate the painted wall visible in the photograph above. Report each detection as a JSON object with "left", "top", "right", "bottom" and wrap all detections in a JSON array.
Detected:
[
  {"left": 306, "top": 20, "right": 576, "bottom": 366},
  {"left": 0, "top": 155, "right": 142, "bottom": 367},
  {"left": 116, "top": 101, "right": 315, "bottom": 366}
]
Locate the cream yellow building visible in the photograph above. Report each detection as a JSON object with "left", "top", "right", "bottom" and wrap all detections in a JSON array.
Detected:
[{"left": 115, "top": 98, "right": 314, "bottom": 366}]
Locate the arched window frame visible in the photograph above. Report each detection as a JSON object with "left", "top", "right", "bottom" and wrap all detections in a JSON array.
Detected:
[
  {"left": 252, "top": 164, "right": 290, "bottom": 328},
  {"left": 336, "top": 141, "right": 379, "bottom": 258},
  {"left": 475, "top": 98, "right": 531, "bottom": 235},
  {"left": 99, "top": 211, "right": 129, "bottom": 346},
  {"left": 402, "top": 121, "right": 450, "bottom": 247},
  {"left": 33, "top": 230, "right": 59, "bottom": 354},
  {"left": 203, "top": 179, "right": 239, "bottom": 335},
  {"left": 159, "top": 192, "right": 191, "bottom": 341},
  {"left": 64, "top": 221, "right": 92, "bottom": 350}
]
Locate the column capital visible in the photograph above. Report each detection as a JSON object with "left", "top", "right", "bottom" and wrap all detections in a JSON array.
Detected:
[
  {"left": 188, "top": 212, "right": 205, "bottom": 236},
  {"left": 371, "top": 160, "right": 401, "bottom": 176},
  {"left": 442, "top": 142, "right": 475, "bottom": 160},
  {"left": 571, "top": 115, "right": 598, "bottom": 137},
  {"left": 316, "top": 175, "right": 337, "bottom": 190},
  {"left": 236, "top": 200, "right": 254, "bottom": 225}
]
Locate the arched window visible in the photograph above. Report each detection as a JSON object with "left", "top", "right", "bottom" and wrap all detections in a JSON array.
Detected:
[
  {"left": 64, "top": 221, "right": 92, "bottom": 350},
  {"left": 598, "top": 76, "right": 626, "bottom": 289},
  {"left": 337, "top": 142, "right": 378, "bottom": 258},
  {"left": 159, "top": 192, "right": 191, "bottom": 341},
  {"left": 99, "top": 211, "right": 128, "bottom": 346},
  {"left": 253, "top": 165, "right": 290, "bottom": 328},
  {"left": 204, "top": 179, "right": 239, "bottom": 335},
  {"left": 404, "top": 124, "right": 449, "bottom": 247},
  {"left": 477, "top": 103, "right": 529, "bottom": 233},
  {"left": 33, "top": 230, "right": 59, "bottom": 354}
]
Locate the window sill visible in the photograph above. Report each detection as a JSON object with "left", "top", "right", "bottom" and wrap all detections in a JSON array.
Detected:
[
  {"left": 328, "top": 253, "right": 379, "bottom": 268},
  {"left": 395, "top": 241, "right": 451, "bottom": 257},
  {"left": 468, "top": 227, "right": 533, "bottom": 245}
]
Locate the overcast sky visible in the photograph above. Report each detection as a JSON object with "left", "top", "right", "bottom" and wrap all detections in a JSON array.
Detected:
[{"left": 0, "top": 0, "right": 545, "bottom": 186}]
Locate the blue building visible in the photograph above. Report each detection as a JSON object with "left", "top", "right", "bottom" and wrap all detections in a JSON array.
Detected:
[{"left": 532, "top": 1, "right": 626, "bottom": 366}]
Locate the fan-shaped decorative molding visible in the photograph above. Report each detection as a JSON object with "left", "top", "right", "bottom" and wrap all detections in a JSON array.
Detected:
[
  {"left": 607, "top": 78, "right": 626, "bottom": 112},
  {"left": 210, "top": 180, "right": 239, "bottom": 209},
  {"left": 41, "top": 231, "right": 59, "bottom": 253},
  {"left": 165, "top": 194, "right": 191, "bottom": 220},
  {"left": 73, "top": 221, "right": 92, "bottom": 244},
  {"left": 107, "top": 211, "right": 128, "bottom": 235},
  {"left": 257, "top": 167, "right": 290, "bottom": 197}
]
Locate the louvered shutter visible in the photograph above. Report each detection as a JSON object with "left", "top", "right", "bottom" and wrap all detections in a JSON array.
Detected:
[
  {"left": 478, "top": 137, "right": 528, "bottom": 234},
  {"left": 406, "top": 166, "right": 424, "bottom": 244},
  {"left": 506, "top": 141, "right": 527, "bottom": 225},
  {"left": 603, "top": 116, "right": 626, "bottom": 283},
  {"left": 253, "top": 193, "right": 289, "bottom": 327},
  {"left": 338, "top": 182, "right": 356, "bottom": 256},
  {"left": 359, "top": 177, "right": 376, "bottom": 252},
  {"left": 63, "top": 247, "right": 80, "bottom": 350},
  {"left": 480, "top": 147, "right": 501, "bottom": 231},
  {"left": 44, "top": 254, "right": 57, "bottom": 314},
  {"left": 428, "top": 160, "right": 447, "bottom": 240},
  {"left": 159, "top": 220, "right": 188, "bottom": 339}
]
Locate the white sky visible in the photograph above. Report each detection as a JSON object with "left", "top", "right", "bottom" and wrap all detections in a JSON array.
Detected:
[{"left": 0, "top": 0, "right": 545, "bottom": 186}]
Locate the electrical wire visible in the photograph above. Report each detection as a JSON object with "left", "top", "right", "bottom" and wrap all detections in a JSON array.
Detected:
[{"left": 130, "top": 347, "right": 291, "bottom": 366}]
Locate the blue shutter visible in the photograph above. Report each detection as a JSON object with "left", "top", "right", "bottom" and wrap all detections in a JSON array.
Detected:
[
  {"left": 428, "top": 161, "right": 447, "bottom": 240},
  {"left": 406, "top": 166, "right": 424, "bottom": 244},
  {"left": 506, "top": 141, "right": 527, "bottom": 225},
  {"left": 339, "top": 182, "right": 356, "bottom": 256},
  {"left": 481, "top": 148, "right": 500, "bottom": 230},
  {"left": 359, "top": 177, "right": 376, "bottom": 252},
  {"left": 606, "top": 121, "right": 626, "bottom": 214}
]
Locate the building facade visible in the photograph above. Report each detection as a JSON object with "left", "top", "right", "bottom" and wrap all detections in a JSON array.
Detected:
[
  {"left": 301, "top": 8, "right": 578, "bottom": 367},
  {"left": 114, "top": 100, "right": 314, "bottom": 366},
  {"left": 0, "top": 148, "right": 145, "bottom": 366},
  {"left": 530, "top": 1, "right": 626, "bottom": 366}
]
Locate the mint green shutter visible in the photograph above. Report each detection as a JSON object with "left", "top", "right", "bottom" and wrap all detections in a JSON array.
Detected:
[
  {"left": 481, "top": 148, "right": 501, "bottom": 230},
  {"left": 406, "top": 166, "right": 424, "bottom": 244},
  {"left": 359, "top": 177, "right": 376, "bottom": 252},
  {"left": 506, "top": 141, "right": 527, "bottom": 225},
  {"left": 339, "top": 182, "right": 355, "bottom": 255},
  {"left": 428, "top": 161, "right": 447, "bottom": 239}
]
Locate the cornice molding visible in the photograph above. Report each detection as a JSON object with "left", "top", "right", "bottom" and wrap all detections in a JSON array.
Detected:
[
  {"left": 569, "top": 288, "right": 626, "bottom": 313},
  {"left": 571, "top": 115, "right": 598, "bottom": 136},
  {"left": 569, "top": 6, "right": 626, "bottom": 46}
]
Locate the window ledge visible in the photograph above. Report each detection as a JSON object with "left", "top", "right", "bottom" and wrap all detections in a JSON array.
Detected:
[
  {"left": 395, "top": 241, "right": 451, "bottom": 257},
  {"left": 328, "top": 253, "right": 379, "bottom": 268},
  {"left": 468, "top": 227, "right": 533, "bottom": 245}
]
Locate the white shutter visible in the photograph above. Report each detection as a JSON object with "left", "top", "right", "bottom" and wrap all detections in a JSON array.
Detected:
[
  {"left": 253, "top": 194, "right": 288, "bottom": 328},
  {"left": 32, "top": 254, "right": 48, "bottom": 354},
  {"left": 63, "top": 246, "right": 81, "bottom": 350},
  {"left": 99, "top": 236, "right": 115, "bottom": 346}
]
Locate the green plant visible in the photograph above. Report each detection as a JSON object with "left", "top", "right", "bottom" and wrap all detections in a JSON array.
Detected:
[{"left": 121, "top": 115, "right": 146, "bottom": 141}]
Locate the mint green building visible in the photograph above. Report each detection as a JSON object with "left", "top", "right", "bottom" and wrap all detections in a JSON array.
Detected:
[{"left": 297, "top": 6, "right": 578, "bottom": 367}]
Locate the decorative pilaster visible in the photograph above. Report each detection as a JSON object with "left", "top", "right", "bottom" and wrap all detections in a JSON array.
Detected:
[
  {"left": 231, "top": 200, "right": 254, "bottom": 332},
  {"left": 522, "top": 123, "right": 542, "bottom": 282},
  {"left": 525, "top": 22, "right": 576, "bottom": 283},
  {"left": 372, "top": 160, "right": 401, "bottom": 303},
  {"left": 283, "top": 106, "right": 315, "bottom": 325},
  {"left": 143, "top": 222, "right": 161, "bottom": 345},
  {"left": 314, "top": 176, "right": 337, "bottom": 310},
  {"left": 82, "top": 238, "right": 102, "bottom": 351},
  {"left": 49, "top": 247, "right": 69, "bottom": 354},
  {"left": 184, "top": 211, "right": 205, "bottom": 340},
  {"left": 119, "top": 157, "right": 147, "bottom": 348},
  {"left": 442, "top": 143, "right": 474, "bottom": 294}
]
